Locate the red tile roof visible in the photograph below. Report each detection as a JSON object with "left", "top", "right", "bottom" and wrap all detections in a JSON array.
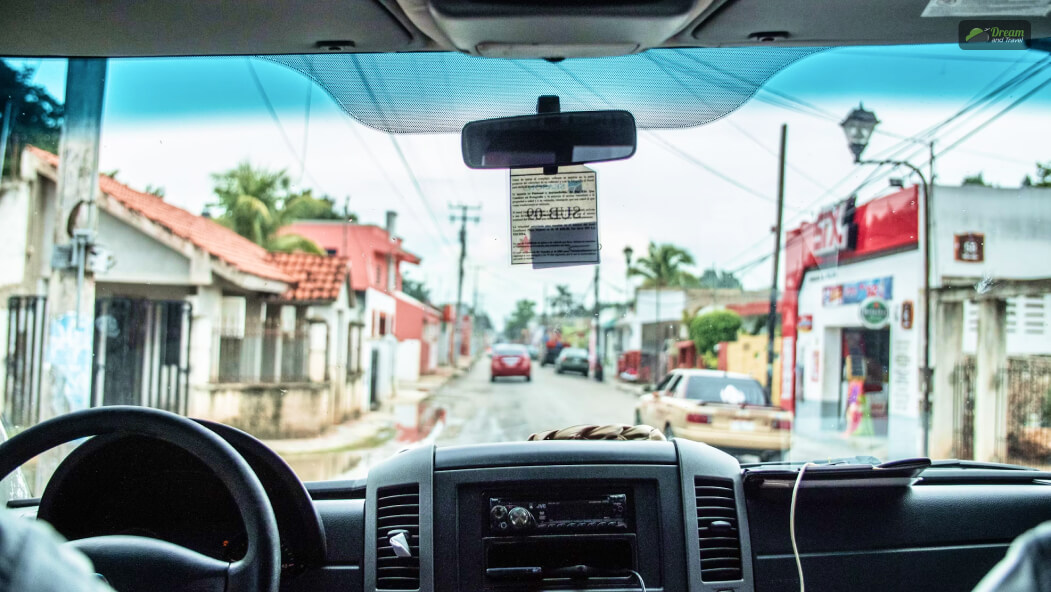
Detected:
[
  {"left": 281, "top": 222, "right": 421, "bottom": 292},
  {"left": 270, "top": 252, "right": 350, "bottom": 302},
  {"left": 28, "top": 146, "right": 290, "bottom": 283}
]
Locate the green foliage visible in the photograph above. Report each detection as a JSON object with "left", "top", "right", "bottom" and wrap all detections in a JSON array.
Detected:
[
  {"left": 549, "top": 285, "right": 577, "bottom": 318},
  {"left": 961, "top": 172, "right": 990, "bottom": 186},
  {"left": 689, "top": 310, "right": 742, "bottom": 357},
  {"left": 701, "top": 351, "right": 720, "bottom": 370},
  {"left": 209, "top": 161, "right": 347, "bottom": 254},
  {"left": 697, "top": 268, "right": 742, "bottom": 289},
  {"left": 1031, "top": 162, "right": 1051, "bottom": 188},
  {"left": 504, "top": 299, "right": 537, "bottom": 340},
  {"left": 402, "top": 277, "right": 431, "bottom": 304},
  {"left": 628, "top": 242, "right": 698, "bottom": 289},
  {"left": 1, "top": 61, "right": 63, "bottom": 177}
]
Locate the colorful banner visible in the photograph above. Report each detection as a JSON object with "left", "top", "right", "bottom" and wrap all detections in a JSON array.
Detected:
[{"left": 822, "top": 276, "right": 893, "bottom": 307}]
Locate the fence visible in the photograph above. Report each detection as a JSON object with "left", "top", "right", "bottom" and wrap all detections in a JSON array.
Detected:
[
  {"left": 1004, "top": 358, "right": 1051, "bottom": 466},
  {"left": 951, "top": 358, "right": 976, "bottom": 460},
  {"left": 4, "top": 296, "right": 47, "bottom": 428},
  {"left": 952, "top": 356, "right": 1051, "bottom": 466},
  {"left": 92, "top": 298, "right": 192, "bottom": 415},
  {"left": 216, "top": 319, "right": 312, "bottom": 383}
]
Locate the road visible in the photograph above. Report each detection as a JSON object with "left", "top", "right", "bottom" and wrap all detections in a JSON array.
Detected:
[
  {"left": 435, "top": 360, "right": 641, "bottom": 446},
  {"left": 336, "top": 358, "right": 882, "bottom": 478}
]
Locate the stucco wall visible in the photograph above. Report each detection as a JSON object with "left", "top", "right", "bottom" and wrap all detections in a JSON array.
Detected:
[{"left": 190, "top": 382, "right": 331, "bottom": 439}]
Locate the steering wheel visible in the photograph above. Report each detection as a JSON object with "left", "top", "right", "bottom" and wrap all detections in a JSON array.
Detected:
[{"left": 0, "top": 406, "right": 280, "bottom": 592}]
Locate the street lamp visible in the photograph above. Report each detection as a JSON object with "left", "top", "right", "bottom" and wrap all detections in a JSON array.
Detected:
[
  {"left": 840, "top": 104, "right": 880, "bottom": 163},
  {"left": 840, "top": 104, "right": 933, "bottom": 458},
  {"left": 623, "top": 245, "right": 634, "bottom": 306}
]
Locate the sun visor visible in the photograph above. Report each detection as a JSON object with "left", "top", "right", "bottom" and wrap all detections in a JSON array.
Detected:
[
  {"left": 264, "top": 47, "right": 824, "bottom": 133},
  {"left": 426, "top": 0, "right": 716, "bottom": 56}
]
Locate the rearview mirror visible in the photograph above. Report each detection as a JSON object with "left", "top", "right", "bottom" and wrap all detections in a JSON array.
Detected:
[{"left": 461, "top": 110, "right": 636, "bottom": 169}]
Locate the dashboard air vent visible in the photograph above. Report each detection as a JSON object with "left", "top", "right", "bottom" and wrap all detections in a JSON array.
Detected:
[
  {"left": 694, "top": 477, "right": 742, "bottom": 582},
  {"left": 376, "top": 484, "right": 421, "bottom": 590}
]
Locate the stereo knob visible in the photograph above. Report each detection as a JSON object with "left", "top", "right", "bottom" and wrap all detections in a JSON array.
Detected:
[
  {"left": 490, "top": 505, "right": 508, "bottom": 521},
  {"left": 508, "top": 506, "right": 534, "bottom": 530}
]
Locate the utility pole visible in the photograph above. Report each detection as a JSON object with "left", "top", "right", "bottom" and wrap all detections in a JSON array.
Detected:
[
  {"left": 766, "top": 124, "right": 787, "bottom": 397},
  {"left": 593, "top": 264, "right": 603, "bottom": 381},
  {"left": 449, "top": 203, "right": 480, "bottom": 368}
]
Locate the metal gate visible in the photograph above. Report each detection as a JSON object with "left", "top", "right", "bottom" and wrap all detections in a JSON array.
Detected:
[
  {"left": 92, "top": 298, "right": 192, "bottom": 415},
  {"left": 951, "top": 358, "right": 976, "bottom": 460},
  {"left": 4, "top": 296, "right": 47, "bottom": 428}
]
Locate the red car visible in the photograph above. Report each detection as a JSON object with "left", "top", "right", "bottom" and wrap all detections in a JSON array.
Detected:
[{"left": 490, "top": 344, "right": 532, "bottom": 382}]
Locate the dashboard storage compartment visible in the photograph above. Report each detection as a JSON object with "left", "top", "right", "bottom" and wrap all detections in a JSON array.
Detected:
[{"left": 485, "top": 536, "right": 636, "bottom": 587}]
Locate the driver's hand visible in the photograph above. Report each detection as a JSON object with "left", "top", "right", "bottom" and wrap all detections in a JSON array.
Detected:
[{"left": 0, "top": 507, "right": 115, "bottom": 592}]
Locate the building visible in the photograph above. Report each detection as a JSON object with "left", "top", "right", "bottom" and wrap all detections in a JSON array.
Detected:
[
  {"left": 283, "top": 217, "right": 431, "bottom": 404},
  {"left": 782, "top": 184, "right": 1051, "bottom": 461},
  {"left": 1, "top": 147, "right": 368, "bottom": 439}
]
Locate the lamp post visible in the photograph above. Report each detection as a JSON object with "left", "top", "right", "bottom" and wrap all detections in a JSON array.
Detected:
[
  {"left": 840, "top": 104, "right": 933, "bottom": 457},
  {"left": 623, "top": 246, "right": 633, "bottom": 380}
]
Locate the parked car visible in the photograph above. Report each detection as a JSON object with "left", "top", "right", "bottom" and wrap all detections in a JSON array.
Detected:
[
  {"left": 527, "top": 345, "right": 540, "bottom": 361},
  {"left": 555, "top": 347, "right": 590, "bottom": 377},
  {"left": 490, "top": 344, "right": 531, "bottom": 382},
  {"left": 635, "top": 369, "right": 791, "bottom": 462}
]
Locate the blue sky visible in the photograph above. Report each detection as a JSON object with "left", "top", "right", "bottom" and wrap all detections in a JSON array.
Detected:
[
  {"left": 8, "top": 44, "right": 1049, "bottom": 125},
  {"left": 4, "top": 44, "right": 1050, "bottom": 324}
]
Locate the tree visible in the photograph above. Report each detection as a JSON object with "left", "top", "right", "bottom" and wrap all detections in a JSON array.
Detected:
[
  {"left": 1024, "top": 162, "right": 1051, "bottom": 188},
  {"left": 402, "top": 277, "right": 431, "bottom": 304},
  {"left": 549, "top": 285, "right": 576, "bottom": 318},
  {"left": 627, "top": 242, "right": 698, "bottom": 289},
  {"left": 698, "top": 268, "right": 743, "bottom": 290},
  {"left": 689, "top": 310, "right": 742, "bottom": 365},
  {"left": 504, "top": 299, "right": 537, "bottom": 340},
  {"left": 209, "top": 162, "right": 337, "bottom": 254},
  {"left": 1, "top": 61, "right": 63, "bottom": 177},
  {"left": 629, "top": 242, "right": 698, "bottom": 382},
  {"left": 961, "top": 172, "right": 990, "bottom": 187}
]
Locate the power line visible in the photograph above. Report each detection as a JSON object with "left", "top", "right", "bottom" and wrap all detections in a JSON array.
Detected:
[
  {"left": 389, "top": 136, "right": 456, "bottom": 249},
  {"left": 244, "top": 58, "right": 329, "bottom": 194}
]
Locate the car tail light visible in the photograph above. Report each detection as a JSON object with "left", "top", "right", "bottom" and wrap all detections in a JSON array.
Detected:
[
  {"left": 687, "top": 413, "right": 711, "bottom": 424},
  {"left": 772, "top": 418, "right": 792, "bottom": 430}
]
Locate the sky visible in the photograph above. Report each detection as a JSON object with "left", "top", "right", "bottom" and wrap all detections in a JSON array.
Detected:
[{"left": 5, "top": 44, "right": 1051, "bottom": 330}]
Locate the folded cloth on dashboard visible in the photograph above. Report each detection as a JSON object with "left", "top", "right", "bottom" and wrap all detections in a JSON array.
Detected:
[{"left": 528, "top": 424, "right": 665, "bottom": 441}]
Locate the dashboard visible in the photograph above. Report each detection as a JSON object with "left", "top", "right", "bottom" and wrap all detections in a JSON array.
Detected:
[{"left": 26, "top": 435, "right": 1051, "bottom": 592}]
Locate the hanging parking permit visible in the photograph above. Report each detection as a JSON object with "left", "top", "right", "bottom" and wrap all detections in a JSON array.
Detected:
[{"left": 509, "top": 166, "right": 599, "bottom": 268}]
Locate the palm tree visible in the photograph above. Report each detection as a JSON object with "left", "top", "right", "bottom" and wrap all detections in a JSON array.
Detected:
[
  {"left": 550, "top": 284, "right": 576, "bottom": 318},
  {"left": 628, "top": 242, "right": 698, "bottom": 384},
  {"left": 209, "top": 162, "right": 334, "bottom": 254}
]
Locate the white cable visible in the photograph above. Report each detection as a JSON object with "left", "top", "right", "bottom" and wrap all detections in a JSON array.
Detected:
[
  {"left": 790, "top": 463, "right": 814, "bottom": 592},
  {"left": 628, "top": 569, "right": 647, "bottom": 592}
]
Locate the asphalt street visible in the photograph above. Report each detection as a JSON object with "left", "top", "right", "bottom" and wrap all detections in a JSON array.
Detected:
[
  {"left": 335, "top": 358, "right": 883, "bottom": 479},
  {"left": 436, "top": 360, "right": 641, "bottom": 446}
]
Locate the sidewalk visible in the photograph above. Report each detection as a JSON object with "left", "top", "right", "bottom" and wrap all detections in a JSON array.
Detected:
[{"left": 263, "top": 362, "right": 467, "bottom": 478}]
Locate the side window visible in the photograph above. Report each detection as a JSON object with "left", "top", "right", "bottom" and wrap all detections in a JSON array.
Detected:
[
  {"left": 672, "top": 376, "right": 688, "bottom": 398},
  {"left": 655, "top": 373, "right": 675, "bottom": 391},
  {"left": 665, "top": 374, "right": 682, "bottom": 394}
]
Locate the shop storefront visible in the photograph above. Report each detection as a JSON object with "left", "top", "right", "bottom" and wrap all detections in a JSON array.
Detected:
[{"left": 781, "top": 187, "right": 922, "bottom": 458}]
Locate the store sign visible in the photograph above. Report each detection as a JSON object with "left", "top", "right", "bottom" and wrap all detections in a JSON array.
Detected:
[
  {"left": 954, "top": 232, "right": 985, "bottom": 262},
  {"left": 798, "top": 315, "right": 813, "bottom": 332},
  {"left": 812, "top": 201, "right": 851, "bottom": 256},
  {"left": 823, "top": 276, "right": 893, "bottom": 307},
  {"left": 901, "top": 300, "right": 914, "bottom": 330},
  {"left": 859, "top": 297, "right": 891, "bottom": 329}
]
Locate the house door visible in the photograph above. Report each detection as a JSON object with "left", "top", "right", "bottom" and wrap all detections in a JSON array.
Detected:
[{"left": 92, "top": 298, "right": 192, "bottom": 414}]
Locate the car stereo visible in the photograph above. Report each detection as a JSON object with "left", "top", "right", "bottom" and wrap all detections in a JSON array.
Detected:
[{"left": 488, "top": 493, "right": 628, "bottom": 534}]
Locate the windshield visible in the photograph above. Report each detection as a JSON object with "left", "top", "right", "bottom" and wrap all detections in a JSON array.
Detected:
[
  {"left": 685, "top": 376, "right": 768, "bottom": 407},
  {"left": 2, "top": 40, "right": 1050, "bottom": 490}
]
